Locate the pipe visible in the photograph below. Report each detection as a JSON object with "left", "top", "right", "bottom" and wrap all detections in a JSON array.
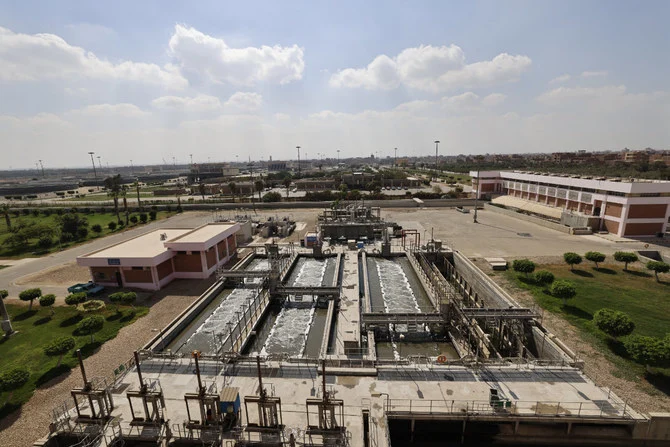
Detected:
[
  {"left": 134, "top": 351, "right": 145, "bottom": 392},
  {"left": 322, "top": 360, "right": 328, "bottom": 403},
  {"left": 256, "top": 355, "right": 266, "bottom": 400},
  {"left": 194, "top": 353, "right": 204, "bottom": 394},
  {"left": 76, "top": 349, "right": 90, "bottom": 388}
]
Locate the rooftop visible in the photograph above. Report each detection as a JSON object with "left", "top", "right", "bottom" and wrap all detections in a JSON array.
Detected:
[
  {"left": 81, "top": 229, "right": 190, "bottom": 259},
  {"left": 168, "top": 223, "right": 238, "bottom": 244}
]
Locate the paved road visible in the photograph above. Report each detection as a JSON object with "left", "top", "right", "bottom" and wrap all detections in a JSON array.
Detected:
[{"left": 0, "top": 212, "right": 213, "bottom": 300}]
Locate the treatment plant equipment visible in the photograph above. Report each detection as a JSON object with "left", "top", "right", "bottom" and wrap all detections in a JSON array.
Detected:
[{"left": 36, "top": 238, "right": 670, "bottom": 446}]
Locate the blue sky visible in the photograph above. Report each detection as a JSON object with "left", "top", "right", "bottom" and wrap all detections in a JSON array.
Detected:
[{"left": 0, "top": 1, "right": 668, "bottom": 168}]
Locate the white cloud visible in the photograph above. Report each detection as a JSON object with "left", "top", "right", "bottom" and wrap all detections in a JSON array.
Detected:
[
  {"left": 549, "top": 74, "right": 571, "bottom": 84},
  {"left": 168, "top": 25, "right": 304, "bottom": 86},
  {"left": 537, "top": 85, "right": 629, "bottom": 105},
  {"left": 65, "top": 103, "right": 149, "bottom": 118},
  {"left": 329, "top": 44, "right": 531, "bottom": 92},
  {"left": 223, "top": 92, "right": 263, "bottom": 112},
  {"left": 0, "top": 26, "right": 187, "bottom": 89},
  {"left": 581, "top": 70, "right": 608, "bottom": 78},
  {"left": 151, "top": 94, "right": 222, "bottom": 112}
]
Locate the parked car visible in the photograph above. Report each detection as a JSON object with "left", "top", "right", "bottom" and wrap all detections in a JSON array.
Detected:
[{"left": 67, "top": 281, "right": 105, "bottom": 296}]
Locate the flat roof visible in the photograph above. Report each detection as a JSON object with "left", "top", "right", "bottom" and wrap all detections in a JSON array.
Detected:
[
  {"left": 83, "top": 229, "right": 190, "bottom": 259},
  {"left": 168, "top": 223, "right": 237, "bottom": 244}
]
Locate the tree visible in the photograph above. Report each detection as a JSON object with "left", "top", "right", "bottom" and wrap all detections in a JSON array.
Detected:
[
  {"left": 254, "top": 180, "right": 265, "bottom": 201},
  {"left": 0, "top": 368, "right": 29, "bottom": 405},
  {"left": 550, "top": 280, "right": 577, "bottom": 306},
  {"left": 512, "top": 259, "right": 536, "bottom": 277},
  {"left": 121, "top": 292, "right": 137, "bottom": 309},
  {"left": 91, "top": 224, "right": 102, "bottom": 234},
  {"left": 646, "top": 261, "right": 670, "bottom": 282},
  {"left": 44, "top": 336, "right": 76, "bottom": 367},
  {"left": 614, "top": 251, "right": 638, "bottom": 272},
  {"left": 18, "top": 288, "right": 42, "bottom": 311},
  {"left": 57, "top": 213, "right": 89, "bottom": 241},
  {"left": 77, "top": 315, "right": 104, "bottom": 343},
  {"left": 228, "top": 182, "right": 237, "bottom": 203},
  {"left": 0, "top": 203, "right": 11, "bottom": 230},
  {"left": 624, "top": 335, "right": 670, "bottom": 369},
  {"left": 65, "top": 292, "right": 87, "bottom": 308},
  {"left": 134, "top": 180, "right": 142, "bottom": 211},
  {"left": 37, "top": 235, "right": 53, "bottom": 249},
  {"left": 563, "top": 252, "right": 582, "bottom": 271},
  {"left": 198, "top": 182, "right": 206, "bottom": 200},
  {"left": 534, "top": 270, "right": 555, "bottom": 285},
  {"left": 109, "top": 292, "right": 125, "bottom": 312},
  {"left": 149, "top": 210, "right": 157, "bottom": 221},
  {"left": 593, "top": 308, "right": 635, "bottom": 338},
  {"left": 108, "top": 221, "right": 117, "bottom": 231},
  {"left": 139, "top": 213, "right": 148, "bottom": 224},
  {"left": 0, "top": 290, "right": 13, "bottom": 336},
  {"left": 584, "top": 251, "right": 606, "bottom": 269},
  {"left": 283, "top": 177, "right": 292, "bottom": 198},
  {"left": 262, "top": 192, "right": 282, "bottom": 203},
  {"left": 104, "top": 174, "right": 123, "bottom": 224},
  {"left": 39, "top": 294, "right": 56, "bottom": 316},
  {"left": 129, "top": 215, "right": 138, "bottom": 224}
]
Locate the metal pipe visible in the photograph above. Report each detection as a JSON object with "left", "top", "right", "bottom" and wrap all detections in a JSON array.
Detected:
[
  {"left": 322, "top": 360, "right": 327, "bottom": 403},
  {"left": 76, "top": 349, "right": 90, "bottom": 388},
  {"left": 256, "top": 355, "right": 266, "bottom": 400},
  {"left": 134, "top": 351, "right": 145, "bottom": 392},
  {"left": 194, "top": 353, "right": 203, "bottom": 394}
]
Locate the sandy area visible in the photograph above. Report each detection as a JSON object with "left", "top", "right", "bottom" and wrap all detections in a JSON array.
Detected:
[
  {"left": 0, "top": 278, "right": 212, "bottom": 447},
  {"left": 474, "top": 256, "right": 670, "bottom": 414},
  {"left": 15, "top": 262, "right": 90, "bottom": 287}
]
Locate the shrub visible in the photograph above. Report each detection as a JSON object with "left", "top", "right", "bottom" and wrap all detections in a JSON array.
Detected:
[
  {"left": 262, "top": 192, "right": 282, "bottom": 202},
  {"left": 534, "top": 270, "right": 555, "bottom": 285},
  {"left": 129, "top": 215, "right": 138, "bottom": 224},
  {"left": 624, "top": 335, "right": 670, "bottom": 368},
  {"left": 39, "top": 294, "right": 56, "bottom": 316},
  {"left": 139, "top": 213, "right": 148, "bottom": 223},
  {"left": 44, "top": 336, "right": 76, "bottom": 366},
  {"left": 563, "top": 252, "right": 582, "bottom": 271},
  {"left": 593, "top": 308, "right": 635, "bottom": 338},
  {"left": 60, "top": 232, "right": 73, "bottom": 243},
  {"left": 76, "top": 227, "right": 88, "bottom": 239},
  {"left": 149, "top": 210, "right": 157, "bottom": 221},
  {"left": 91, "top": 224, "right": 103, "bottom": 234},
  {"left": 614, "top": 251, "right": 638, "bottom": 271},
  {"left": 512, "top": 259, "right": 535, "bottom": 277},
  {"left": 550, "top": 280, "right": 576, "bottom": 306},
  {"left": 584, "top": 251, "right": 606, "bottom": 268},
  {"left": 646, "top": 261, "right": 670, "bottom": 282},
  {"left": 76, "top": 299, "right": 106, "bottom": 313},
  {"left": 18, "top": 288, "right": 42, "bottom": 311},
  {"left": 37, "top": 235, "right": 53, "bottom": 249},
  {"left": 65, "top": 292, "right": 87, "bottom": 306},
  {"left": 108, "top": 221, "right": 117, "bottom": 231},
  {"left": 77, "top": 315, "right": 104, "bottom": 343},
  {"left": 0, "top": 368, "right": 30, "bottom": 402}
]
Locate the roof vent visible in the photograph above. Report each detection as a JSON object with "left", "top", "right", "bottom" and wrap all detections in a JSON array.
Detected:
[{"left": 160, "top": 233, "right": 168, "bottom": 241}]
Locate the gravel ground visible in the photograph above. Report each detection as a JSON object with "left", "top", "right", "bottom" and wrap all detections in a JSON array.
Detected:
[
  {"left": 14, "top": 262, "right": 90, "bottom": 287},
  {"left": 0, "top": 278, "right": 211, "bottom": 447},
  {"left": 474, "top": 256, "right": 670, "bottom": 414}
]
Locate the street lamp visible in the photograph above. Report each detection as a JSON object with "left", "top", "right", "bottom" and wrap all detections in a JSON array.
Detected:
[
  {"left": 130, "top": 159, "right": 134, "bottom": 175},
  {"left": 434, "top": 140, "right": 440, "bottom": 173},
  {"left": 88, "top": 151, "right": 97, "bottom": 179},
  {"left": 337, "top": 149, "right": 340, "bottom": 164},
  {"left": 394, "top": 148, "right": 397, "bottom": 167},
  {"left": 96, "top": 156, "right": 102, "bottom": 172},
  {"left": 38, "top": 160, "right": 45, "bottom": 178}
]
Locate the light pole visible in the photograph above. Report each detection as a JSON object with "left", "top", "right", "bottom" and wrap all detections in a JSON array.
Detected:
[
  {"left": 337, "top": 149, "right": 340, "bottom": 164},
  {"left": 473, "top": 169, "right": 480, "bottom": 223},
  {"left": 38, "top": 160, "right": 45, "bottom": 178},
  {"left": 190, "top": 153, "right": 193, "bottom": 165},
  {"left": 96, "top": 156, "right": 102, "bottom": 172},
  {"left": 130, "top": 159, "right": 134, "bottom": 175},
  {"left": 88, "top": 151, "right": 97, "bottom": 179},
  {"left": 296, "top": 146, "right": 301, "bottom": 176},
  {"left": 394, "top": 148, "right": 397, "bottom": 167},
  {"left": 434, "top": 140, "right": 440, "bottom": 173}
]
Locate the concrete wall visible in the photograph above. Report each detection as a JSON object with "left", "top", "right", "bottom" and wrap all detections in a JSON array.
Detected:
[
  {"left": 173, "top": 252, "right": 202, "bottom": 272},
  {"left": 531, "top": 326, "right": 574, "bottom": 363},
  {"left": 451, "top": 251, "right": 520, "bottom": 308},
  {"left": 484, "top": 203, "right": 571, "bottom": 234},
  {"left": 560, "top": 212, "right": 600, "bottom": 229}
]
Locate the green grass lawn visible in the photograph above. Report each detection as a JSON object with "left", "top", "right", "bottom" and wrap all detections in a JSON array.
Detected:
[
  {"left": 0, "top": 210, "right": 172, "bottom": 259},
  {"left": 505, "top": 262, "right": 670, "bottom": 394},
  {"left": 0, "top": 303, "right": 148, "bottom": 420},
  {"left": 64, "top": 192, "right": 157, "bottom": 202}
]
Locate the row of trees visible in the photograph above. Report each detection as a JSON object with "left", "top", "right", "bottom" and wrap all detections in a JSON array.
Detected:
[
  {"left": 562, "top": 251, "right": 669, "bottom": 281},
  {"left": 512, "top": 260, "right": 577, "bottom": 305}
]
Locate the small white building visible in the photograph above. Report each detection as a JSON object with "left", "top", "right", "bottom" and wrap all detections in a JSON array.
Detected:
[{"left": 77, "top": 222, "right": 240, "bottom": 290}]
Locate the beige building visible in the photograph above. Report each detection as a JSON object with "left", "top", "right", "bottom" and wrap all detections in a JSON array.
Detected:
[{"left": 77, "top": 223, "right": 240, "bottom": 291}]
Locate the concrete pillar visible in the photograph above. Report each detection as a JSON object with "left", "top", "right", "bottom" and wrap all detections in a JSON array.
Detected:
[
  {"left": 619, "top": 205, "right": 630, "bottom": 237},
  {"left": 150, "top": 266, "right": 159, "bottom": 290},
  {"left": 214, "top": 243, "right": 220, "bottom": 266},
  {"left": 199, "top": 251, "right": 207, "bottom": 277}
]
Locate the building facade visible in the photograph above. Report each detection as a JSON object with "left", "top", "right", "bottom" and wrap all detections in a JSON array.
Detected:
[
  {"left": 472, "top": 171, "right": 670, "bottom": 237},
  {"left": 77, "top": 223, "right": 240, "bottom": 291}
]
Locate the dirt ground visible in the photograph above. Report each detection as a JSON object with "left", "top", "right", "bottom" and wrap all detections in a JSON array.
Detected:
[
  {"left": 472, "top": 256, "right": 670, "bottom": 414},
  {"left": 0, "top": 277, "right": 212, "bottom": 447},
  {"left": 14, "top": 261, "right": 90, "bottom": 286}
]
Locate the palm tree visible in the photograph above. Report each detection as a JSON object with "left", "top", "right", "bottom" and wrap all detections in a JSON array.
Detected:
[
  {"left": 283, "top": 178, "right": 292, "bottom": 198},
  {"left": 0, "top": 204, "right": 11, "bottom": 230},
  {"left": 198, "top": 182, "right": 206, "bottom": 200},
  {"left": 228, "top": 182, "right": 237, "bottom": 203},
  {"left": 133, "top": 180, "right": 142, "bottom": 211},
  {"left": 254, "top": 180, "right": 265, "bottom": 201},
  {"left": 104, "top": 175, "right": 123, "bottom": 224}
]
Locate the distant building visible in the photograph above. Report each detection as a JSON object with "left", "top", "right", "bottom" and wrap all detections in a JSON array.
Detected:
[
  {"left": 268, "top": 162, "right": 288, "bottom": 172},
  {"left": 295, "top": 179, "right": 337, "bottom": 190},
  {"left": 623, "top": 150, "right": 650, "bottom": 164},
  {"left": 472, "top": 170, "right": 670, "bottom": 237},
  {"left": 341, "top": 172, "right": 375, "bottom": 187},
  {"left": 77, "top": 223, "right": 240, "bottom": 290}
]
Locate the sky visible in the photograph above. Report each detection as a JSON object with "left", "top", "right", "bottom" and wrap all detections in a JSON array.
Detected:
[{"left": 0, "top": 0, "right": 669, "bottom": 169}]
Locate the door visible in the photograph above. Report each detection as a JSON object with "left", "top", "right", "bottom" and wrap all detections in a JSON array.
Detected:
[{"left": 115, "top": 271, "right": 123, "bottom": 287}]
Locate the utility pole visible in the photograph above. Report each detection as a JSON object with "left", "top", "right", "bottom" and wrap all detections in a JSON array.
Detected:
[
  {"left": 130, "top": 159, "right": 134, "bottom": 175},
  {"left": 38, "top": 160, "right": 45, "bottom": 178},
  {"left": 394, "top": 148, "right": 397, "bottom": 167},
  {"left": 434, "top": 140, "right": 440, "bottom": 173},
  {"left": 296, "top": 146, "right": 301, "bottom": 176},
  {"left": 88, "top": 151, "right": 97, "bottom": 179},
  {"left": 473, "top": 169, "right": 480, "bottom": 223},
  {"left": 190, "top": 153, "right": 193, "bottom": 165}
]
